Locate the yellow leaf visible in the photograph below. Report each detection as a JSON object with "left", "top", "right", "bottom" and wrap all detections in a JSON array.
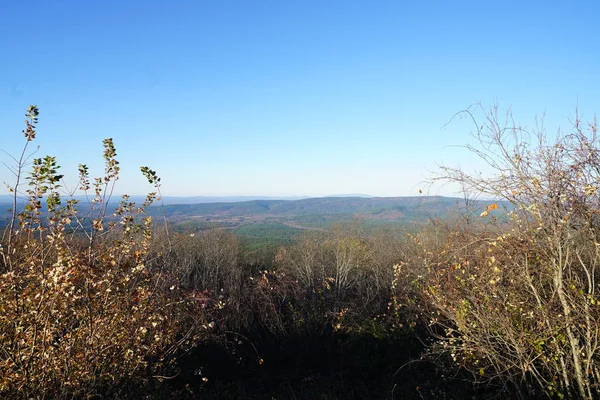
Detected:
[{"left": 92, "top": 219, "right": 104, "bottom": 231}]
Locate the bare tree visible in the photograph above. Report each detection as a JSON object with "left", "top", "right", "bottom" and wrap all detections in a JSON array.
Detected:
[{"left": 421, "top": 104, "right": 600, "bottom": 399}]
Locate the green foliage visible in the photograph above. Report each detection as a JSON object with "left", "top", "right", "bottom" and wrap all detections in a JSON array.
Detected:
[{"left": 235, "top": 223, "right": 302, "bottom": 249}]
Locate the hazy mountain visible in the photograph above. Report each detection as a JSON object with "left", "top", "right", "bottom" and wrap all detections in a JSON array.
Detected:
[
  {"left": 0, "top": 195, "right": 309, "bottom": 206},
  {"left": 0, "top": 195, "right": 502, "bottom": 233},
  {"left": 152, "top": 196, "right": 310, "bottom": 204},
  {"left": 0, "top": 195, "right": 486, "bottom": 216},
  {"left": 150, "top": 196, "right": 490, "bottom": 221}
]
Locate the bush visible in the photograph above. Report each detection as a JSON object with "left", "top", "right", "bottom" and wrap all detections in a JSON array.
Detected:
[
  {"left": 420, "top": 104, "right": 600, "bottom": 399},
  {"left": 273, "top": 226, "right": 414, "bottom": 336},
  {"left": 168, "top": 229, "right": 241, "bottom": 296},
  {"left": 0, "top": 106, "right": 205, "bottom": 398}
]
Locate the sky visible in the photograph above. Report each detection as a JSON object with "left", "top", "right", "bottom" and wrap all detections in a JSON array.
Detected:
[{"left": 1, "top": 0, "right": 599, "bottom": 198}]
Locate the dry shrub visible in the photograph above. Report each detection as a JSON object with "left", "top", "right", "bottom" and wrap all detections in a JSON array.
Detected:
[
  {"left": 168, "top": 229, "right": 241, "bottom": 296},
  {"left": 245, "top": 267, "right": 300, "bottom": 334},
  {"left": 0, "top": 106, "right": 204, "bottom": 398},
  {"left": 419, "top": 104, "right": 600, "bottom": 399},
  {"left": 275, "top": 227, "right": 405, "bottom": 335},
  {"left": 158, "top": 229, "right": 248, "bottom": 332},
  {"left": 366, "top": 227, "right": 407, "bottom": 293},
  {"left": 386, "top": 223, "right": 458, "bottom": 333},
  {"left": 278, "top": 228, "right": 371, "bottom": 293}
]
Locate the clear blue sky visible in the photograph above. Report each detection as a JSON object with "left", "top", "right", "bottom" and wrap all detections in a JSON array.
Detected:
[{"left": 1, "top": 1, "right": 599, "bottom": 197}]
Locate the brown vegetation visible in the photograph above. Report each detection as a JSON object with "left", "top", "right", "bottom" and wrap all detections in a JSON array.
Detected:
[
  {"left": 417, "top": 104, "right": 600, "bottom": 398},
  {"left": 2, "top": 104, "right": 600, "bottom": 399},
  {"left": 0, "top": 107, "right": 208, "bottom": 398}
]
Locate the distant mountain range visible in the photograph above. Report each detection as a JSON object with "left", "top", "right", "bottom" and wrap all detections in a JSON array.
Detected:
[
  {"left": 153, "top": 196, "right": 458, "bottom": 216},
  {"left": 0, "top": 195, "right": 499, "bottom": 231},
  {"left": 0, "top": 195, "right": 312, "bottom": 206},
  {"left": 146, "top": 195, "right": 495, "bottom": 225}
]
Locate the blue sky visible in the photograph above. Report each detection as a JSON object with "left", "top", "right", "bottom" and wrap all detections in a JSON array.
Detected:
[{"left": 1, "top": 1, "right": 599, "bottom": 197}]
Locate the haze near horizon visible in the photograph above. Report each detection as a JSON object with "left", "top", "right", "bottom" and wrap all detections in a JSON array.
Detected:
[{"left": 1, "top": 1, "right": 598, "bottom": 198}]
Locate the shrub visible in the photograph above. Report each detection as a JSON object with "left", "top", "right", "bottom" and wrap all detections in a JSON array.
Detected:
[
  {"left": 275, "top": 227, "right": 407, "bottom": 335},
  {"left": 421, "top": 104, "right": 600, "bottom": 399},
  {"left": 0, "top": 106, "right": 204, "bottom": 398},
  {"left": 168, "top": 229, "right": 241, "bottom": 296}
]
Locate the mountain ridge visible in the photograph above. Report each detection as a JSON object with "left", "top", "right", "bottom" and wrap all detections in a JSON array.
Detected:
[{"left": 149, "top": 195, "right": 488, "bottom": 221}]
